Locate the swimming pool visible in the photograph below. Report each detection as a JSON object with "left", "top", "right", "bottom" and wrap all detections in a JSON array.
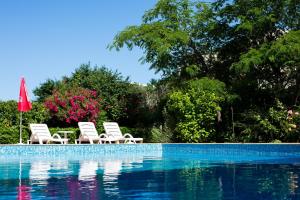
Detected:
[{"left": 1, "top": 144, "right": 300, "bottom": 199}]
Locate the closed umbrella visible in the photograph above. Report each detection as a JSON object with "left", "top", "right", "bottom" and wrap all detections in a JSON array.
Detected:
[{"left": 18, "top": 77, "right": 32, "bottom": 144}]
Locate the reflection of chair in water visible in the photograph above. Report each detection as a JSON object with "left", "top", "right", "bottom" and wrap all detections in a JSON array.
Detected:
[
  {"left": 78, "top": 161, "right": 98, "bottom": 181},
  {"left": 102, "top": 160, "right": 122, "bottom": 197},
  {"left": 51, "top": 161, "right": 68, "bottom": 170},
  {"left": 103, "top": 160, "right": 122, "bottom": 181},
  {"left": 122, "top": 156, "right": 144, "bottom": 170},
  {"left": 29, "top": 161, "right": 51, "bottom": 182}
]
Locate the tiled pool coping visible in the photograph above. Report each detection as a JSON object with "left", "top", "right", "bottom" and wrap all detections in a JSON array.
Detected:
[{"left": 1, "top": 143, "right": 300, "bottom": 157}]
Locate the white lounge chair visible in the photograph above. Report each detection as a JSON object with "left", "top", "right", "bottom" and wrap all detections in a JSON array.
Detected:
[
  {"left": 103, "top": 122, "right": 143, "bottom": 143},
  {"left": 77, "top": 122, "right": 119, "bottom": 144},
  {"left": 28, "top": 124, "right": 68, "bottom": 144}
]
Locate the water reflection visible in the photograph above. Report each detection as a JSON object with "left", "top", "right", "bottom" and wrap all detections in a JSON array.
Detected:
[
  {"left": 17, "top": 185, "right": 31, "bottom": 200},
  {"left": 29, "top": 161, "right": 51, "bottom": 183},
  {"left": 18, "top": 160, "right": 31, "bottom": 200},
  {"left": 79, "top": 161, "right": 98, "bottom": 181},
  {"left": 2, "top": 157, "right": 300, "bottom": 199},
  {"left": 102, "top": 160, "right": 122, "bottom": 197}
]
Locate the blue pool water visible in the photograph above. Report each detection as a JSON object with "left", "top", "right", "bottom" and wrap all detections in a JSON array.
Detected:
[{"left": 1, "top": 144, "right": 300, "bottom": 199}]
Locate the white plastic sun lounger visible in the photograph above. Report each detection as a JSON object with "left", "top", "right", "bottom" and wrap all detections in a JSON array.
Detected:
[
  {"left": 28, "top": 124, "right": 68, "bottom": 144},
  {"left": 103, "top": 122, "right": 143, "bottom": 143},
  {"left": 77, "top": 122, "right": 119, "bottom": 144}
]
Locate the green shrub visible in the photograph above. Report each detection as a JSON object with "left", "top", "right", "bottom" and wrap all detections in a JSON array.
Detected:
[
  {"left": 271, "top": 139, "right": 282, "bottom": 143},
  {"left": 235, "top": 100, "right": 300, "bottom": 142},
  {"left": 0, "top": 101, "right": 49, "bottom": 144},
  {"left": 0, "top": 126, "right": 30, "bottom": 144},
  {"left": 0, "top": 101, "right": 49, "bottom": 128},
  {"left": 165, "top": 79, "right": 225, "bottom": 143},
  {"left": 148, "top": 126, "right": 173, "bottom": 143}
]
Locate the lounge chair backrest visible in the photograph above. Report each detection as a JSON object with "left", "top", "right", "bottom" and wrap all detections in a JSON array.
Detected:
[
  {"left": 30, "top": 124, "right": 52, "bottom": 140},
  {"left": 78, "top": 122, "right": 99, "bottom": 139},
  {"left": 103, "top": 122, "right": 123, "bottom": 138}
]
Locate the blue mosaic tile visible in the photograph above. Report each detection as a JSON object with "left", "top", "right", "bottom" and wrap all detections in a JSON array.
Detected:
[
  {"left": 0, "top": 144, "right": 162, "bottom": 160},
  {"left": 162, "top": 144, "right": 300, "bottom": 162},
  {"left": 1, "top": 144, "right": 300, "bottom": 162}
]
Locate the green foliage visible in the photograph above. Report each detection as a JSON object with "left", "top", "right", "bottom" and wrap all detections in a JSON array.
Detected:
[
  {"left": 148, "top": 126, "right": 173, "bottom": 143},
  {"left": 166, "top": 78, "right": 224, "bottom": 142},
  {"left": 232, "top": 30, "right": 300, "bottom": 104},
  {"left": 110, "top": 0, "right": 300, "bottom": 143},
  {"left": 120, "top": 83, "right": 165, "bottom": 127},
  {"left": 0, "top": 101, "right": 49, "bottom": 128},
  {"left": 67, "top": 64, "right": 130, "bottom": 121},
  {"left": 0, "top": 100, "right": 19, "bottom": 128},
  {"left": 0, "top": 127, "right": 27, "bottom": 144},
  {"left": 111, "top": 0, "right": 215, "bottom": 80},
  {"left": 235, "top": 100, "right": 300, "bottom": 142},
  {"left": 185, "top": 77, "right": 235, "bottom": 101},
  {"left": 0, "top": 101, "right": 50, "bottom": 144},
  {"left": 33, "top": 79, "right": 59, "bottom": 102},
  {"left": 34, "top": 63, "right": 131, "bottom": 122}
]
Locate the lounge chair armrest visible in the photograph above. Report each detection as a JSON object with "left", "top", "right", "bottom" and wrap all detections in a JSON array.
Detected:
[
  {"left": 99, "top": 133, "right": 109, "bottom": 138},
  {"left": 100, "top": 133, "right": 116, "bottom": 138},
  {"left": 52, "top": 133, "right": 63, "bottom": 140},
  {"left": 123, "top": 133, "right": 134, "bottom": 138},
  {"left": 124, "top": 138, "right": 136, "bottom": 144}
]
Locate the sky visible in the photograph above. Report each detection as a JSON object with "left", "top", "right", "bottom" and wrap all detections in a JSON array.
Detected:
[{"left": 0, "top": 0, "right": 160, "bottom": 101}]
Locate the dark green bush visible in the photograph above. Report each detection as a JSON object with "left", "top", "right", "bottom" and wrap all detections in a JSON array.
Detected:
[
  {"left": 148, "top": 126, "right": 173, "bottom": 143},
  {"left": 165, "top": 79, "right": 225, "bottom": 143},
  {"left": 0, "top": 126, "right": 30, "bottom": 144},
  {"left": 0, "top": 101, "right": 49, "bottom": 128},
  {"left": 0, "top": 101, "right": 50, "bottom": 144},
  {"left": 234, "top": 100, "right": 300, "bottom": 142}
]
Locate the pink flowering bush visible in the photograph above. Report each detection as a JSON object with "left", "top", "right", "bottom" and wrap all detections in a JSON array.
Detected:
[{"left": 44, "top": 87, "right": 103, "bottom": 125}]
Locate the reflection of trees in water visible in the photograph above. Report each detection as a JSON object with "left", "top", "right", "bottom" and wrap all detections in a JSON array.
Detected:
[
  {"left": 115, "top": 163, "right": 300, "bottom": 200},
  {"left": 175, "top": 163, "right": 300, "bottom": 200},
  {"left": 236, "top": 164, "right": 300, "bottom": 200},
  {"left": 176, "top": 167, "right": 223, "bottom": 200}
]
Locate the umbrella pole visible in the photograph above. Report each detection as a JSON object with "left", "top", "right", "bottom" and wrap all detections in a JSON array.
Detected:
[
  {"left": 19, "top": 111, "right": 22, "bottom": 144},
  {"left": 19, "top": 159, "right": 22, "bottom": 187}
]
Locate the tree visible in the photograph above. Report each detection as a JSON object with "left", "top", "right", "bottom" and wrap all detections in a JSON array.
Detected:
[
  {"left": 111, "top": 0, "right": 216, "bottom": 81},
  {"left": 110, "top": 0, "right": 300, "bottom": 142},
  {"left": 111, "top": 0, "right": 299, "bottom": 84},
  {"left": 34, "top": 63, "right": 132, "bottom": 122},
  {"left": 231, "top": 30, "right": 300, "bottom": 106}
]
